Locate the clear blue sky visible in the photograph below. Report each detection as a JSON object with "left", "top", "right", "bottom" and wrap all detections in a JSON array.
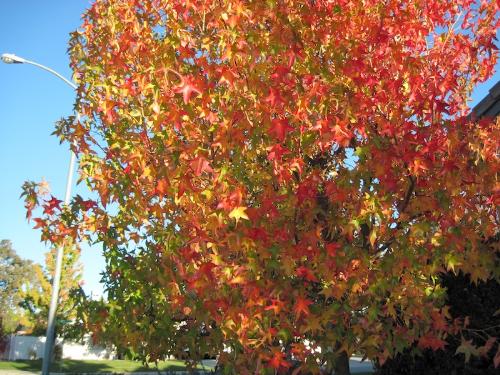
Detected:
[
  {"left": 0, "top": 1, "right": 499, "bottom": 298},
  {"left": 0, "top": 1, "right": 105, "bottom": 297}
]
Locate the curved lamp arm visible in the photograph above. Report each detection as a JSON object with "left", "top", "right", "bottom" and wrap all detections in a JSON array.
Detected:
[{"left": 2, "top": 53, "right": 77, "bottom": 90}]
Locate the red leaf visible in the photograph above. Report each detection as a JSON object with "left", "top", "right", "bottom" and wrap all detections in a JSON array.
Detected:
[
  {"left": 190, "top": 156, "right": 213, "bottom": 176},
  {"left": 174, "top": 75, "right": 201, "bottom": 104},
  {"left": 43, "top": 196, "right": 62, "bottom": 215},
  {"left": 268, "top": 118, "right": 293, "bottom": 142},
  {"left": 294, "top": 296, "right": 312, "bottom": 319},
  {"left": 269, "top": 350, "right": 290, "bottom": 369},
  {"left": 332, "top": 121, "right": 352, "bottom": 147},
  {"left": 267, "top": 144, "right": 288, "bottom": 161},
  {"left": 296, "top": 266, "right": 318, "bottom": 282},
  {"left": 264, "top": 87, "right": 284, "bottom": 107},
  {"left": 326, "top": 242, "right": 341, "bottom": 256},
  {"left": 198, "top": 262, "right": 216, "bottom": 280},
  {"left": 265, "top": 299, "right": 284, "bottom": 314},
  {"left": 418, "top": 334, "right": 447, "bottom": 351},
  {"left": 270, "top": 65, "right": 291, "bottom": 82},
  {"left": 33, "top": 218, "right": 46, "bottom": 230}
]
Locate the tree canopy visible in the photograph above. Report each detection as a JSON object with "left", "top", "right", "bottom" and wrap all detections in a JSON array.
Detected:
[
  {"left": 24, "top": 0, "right": 499, "bottom": 373},
  {"left": 20, "top": 240, "right": 83, "bottom": 338},
  {"left": 0, "top": 239, "right": 83, "bottom": 338},
  {"left": 0, "top": 240, "right": 34, "bottom": 333}
]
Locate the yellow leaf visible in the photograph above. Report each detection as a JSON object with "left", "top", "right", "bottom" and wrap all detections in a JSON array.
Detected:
[
  {"left": 229, "top": 206, "right": 249, "bottom": 223},
  {"left": 141, "top": 166, "right": 152, "bottom": 179},
  {"left": 369, "top": 229, "right": 377, "bottom": 248}
]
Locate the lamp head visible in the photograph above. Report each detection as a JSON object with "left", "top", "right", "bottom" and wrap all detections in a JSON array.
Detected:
[{"left": 1, "top": 53, "right": 26, "bottom": 64}]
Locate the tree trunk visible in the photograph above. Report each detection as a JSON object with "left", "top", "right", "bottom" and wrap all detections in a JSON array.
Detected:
[{"left": 332, "top": 351, "right": 351, "bottom": 375}]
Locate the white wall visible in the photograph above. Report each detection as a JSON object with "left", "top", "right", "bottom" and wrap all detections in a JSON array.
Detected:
[
  {"left": 62, "top": 339, "right": 113, "bottom": 360},
  {"left": 7, "top": 335, "right": 45, "bottom": 361},
  {"left": 1, "top": 335, "right": 114, "bottom": 361}
]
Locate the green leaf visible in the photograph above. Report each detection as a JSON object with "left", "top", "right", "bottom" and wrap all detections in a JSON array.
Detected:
[{"left": 456, "top": 338, "right": 478, "bottom": 363}]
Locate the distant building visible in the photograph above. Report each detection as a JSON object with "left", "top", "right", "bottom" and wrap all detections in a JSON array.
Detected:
[{"left": 472, "top": 80, "right": 500, "bottom": 119}]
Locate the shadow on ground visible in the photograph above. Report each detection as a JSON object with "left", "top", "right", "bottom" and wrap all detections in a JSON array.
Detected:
[{"left": 0, "top": 359, "right": 196, "bottom": 373}]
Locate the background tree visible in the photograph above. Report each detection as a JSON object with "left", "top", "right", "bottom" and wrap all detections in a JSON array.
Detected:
[
  {"left": 375, "top": 266, "right": 500, "bottom": 375},
  {"left": 24, "top": 0, "right": 499, "bottom": 374},
  {"left": 0, "top": 240, "right": 35, "bottom": 334},
  {"left": 21, "top": 240, "right": 83, "bottom": 338}
]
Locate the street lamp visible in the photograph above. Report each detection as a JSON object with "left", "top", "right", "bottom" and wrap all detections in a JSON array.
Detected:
[
  {"left": 2, "top": 52, "right": 78, "bottom": 375},
  {"left": 2, "top": 53, "right": 77, "bottom": 90}
]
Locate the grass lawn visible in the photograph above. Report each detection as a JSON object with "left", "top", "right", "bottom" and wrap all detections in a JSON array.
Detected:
[
  {"left": 0, "top": 360, "right": 375, "bottom": 374},
  {"left": 0, "top": 359, "right": 212, "bottom": 373}
]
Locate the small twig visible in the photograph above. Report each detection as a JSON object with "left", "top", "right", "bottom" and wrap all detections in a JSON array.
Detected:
[{"left": 398, "top": 175, "right": 416, "bottom": 213}]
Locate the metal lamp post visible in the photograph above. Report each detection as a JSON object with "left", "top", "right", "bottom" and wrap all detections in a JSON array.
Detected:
[{"left": 1, "top": 52, "right": 78, "bottom": 375}]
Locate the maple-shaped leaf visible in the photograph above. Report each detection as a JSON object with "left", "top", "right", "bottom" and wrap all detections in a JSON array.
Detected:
[
  {"left": 217, "top": 66, "right": 237, "bottom": 87},
  {"left": 332, "top": 122, "right": 352, "bottom": 147},
  {"left": 173, "top": 75, "right": 201, "bottom": 104},
  {"left": 270, "top": 65, "right": 291, "bottom": 82},
  {"left": 267, "top": 144, "right": 289, "bottom": 161},
  {"left": 229, "top": 206, "right": 249, "bottom": 223},
  {"left": 296, "top": 266, "right": 318, "bottom": 282},
  {"left": 264, "top": 87, "right": 284, "bottom": 107},
  {"left": 43, "top": 196, "right": 62, "bottom": 215},
  {"left": 268, "top": 118, "right": 293, "bottom": 142},
  {"left": 431, "top": 309, "right": 448, "bottom": 331},
  {"left": 269, "top": 350, "right": 290, "bottom": 369},
  {"left": 455, "top": 338, "right": 478, "bottom": 363},
  {"left": 326, "top": 242, "right": 341, "bottom": 256},
  {"left": 418, "top": 333, "right": 447, "bottom": 351},
  {"left": 190, "top": 156, "right": 213, "bottom": 176},
  {"left": 77, "top": 198, "right": 96, "bottom": 211},
  {"left": 156, "top": 178, "right": 169, "bottom": 196},
  {"left": 304, "top": 316, "right": 323, "bottom": 333},
  {"left": 198, "top": 262, "right": 217, "bottom": 280},
  {"left": 264, "top": 299, "right": 285, "bottom": 314},
  {"left": 294, "top": 296, "right": 312, "bottom": 319},
  {"left": 33, "top": 218, "right": 46, "bottom": 230},
  {"left": 411, "top": 157, "right": 429, "bottom": 175}
]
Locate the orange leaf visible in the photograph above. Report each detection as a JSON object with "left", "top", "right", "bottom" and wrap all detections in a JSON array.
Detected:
[
  {"left": 190, "top": 156, "right": 213, "bottom": 176},
  {"left": 294, "top": 296, "right": 312, "bottom": 319}
]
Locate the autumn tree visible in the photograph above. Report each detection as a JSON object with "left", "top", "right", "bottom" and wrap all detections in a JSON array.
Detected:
[
  {"left": 0, "top": 240, "right": 35, "bottom": 333},
  {"left": 24, "top": 0, "right": 499, "bottom": 373},
  {"left": 21, "top": 240, "right": 83, "bottom": 338}
]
